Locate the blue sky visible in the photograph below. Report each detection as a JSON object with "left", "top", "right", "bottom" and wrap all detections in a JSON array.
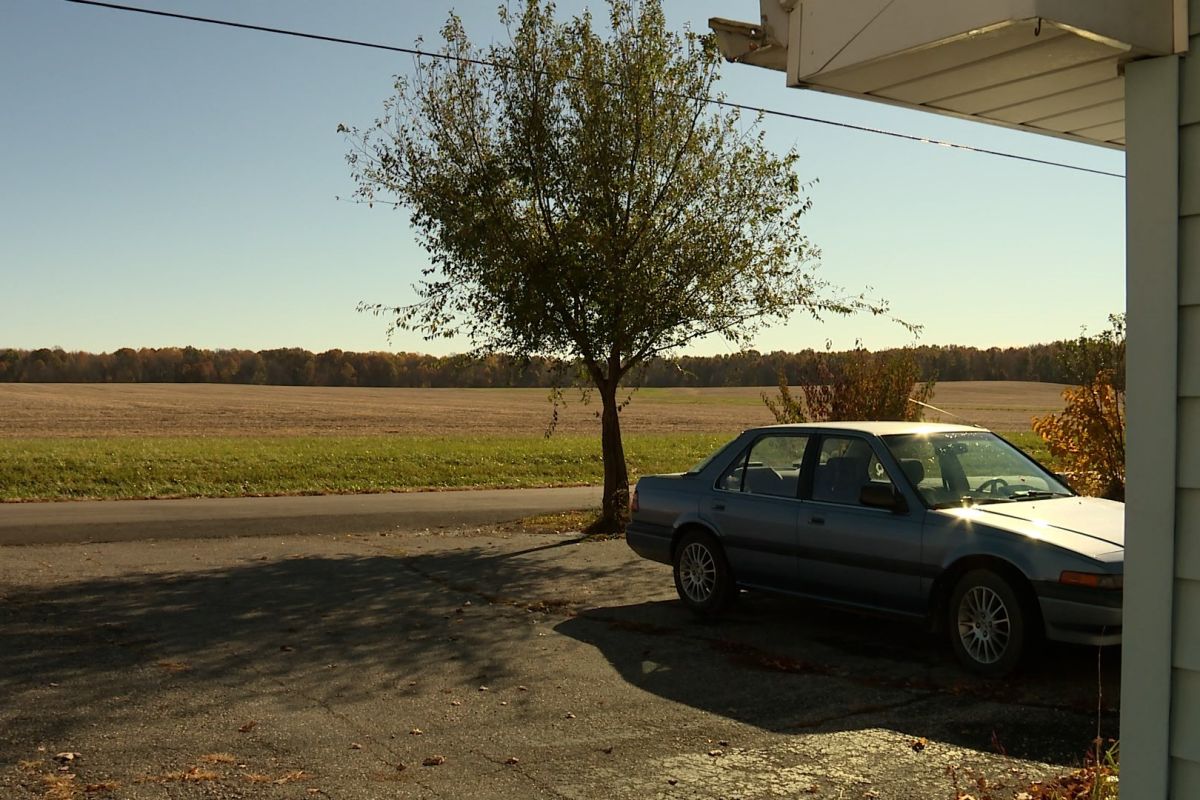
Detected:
[{"left": 1, "top": 0, "right": 1126, "bottom": 356}]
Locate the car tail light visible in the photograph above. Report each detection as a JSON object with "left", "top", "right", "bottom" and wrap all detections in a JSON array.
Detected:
[
  {"left": 1059, "top": 571, "right": 1123, "bottom": 590},
  {"left": 630, "top": 487, "right": 639, "bottom": 513}
]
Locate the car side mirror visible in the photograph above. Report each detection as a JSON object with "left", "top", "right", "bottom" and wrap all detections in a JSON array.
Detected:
[{"left": 860, "top": 482, "right": 908, "bottom": 513}]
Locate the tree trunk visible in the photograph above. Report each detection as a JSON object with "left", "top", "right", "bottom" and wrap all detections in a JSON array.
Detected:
[{"left": 592, "top": 376, "right": 630, "bottom": 534}]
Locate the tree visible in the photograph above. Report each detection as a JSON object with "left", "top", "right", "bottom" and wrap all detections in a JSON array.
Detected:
[
  {"left": 762, "top": 347, "right": 934, "bottom": 423},
  {"left": 344, "top": 0, "right": 889, "bottom": 531},
  {"left": 1032, "top": 314, "right": 1125, "bottom": 500}
]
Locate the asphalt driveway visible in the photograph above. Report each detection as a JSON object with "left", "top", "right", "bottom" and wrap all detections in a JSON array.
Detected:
[{"left": 0, "top": 523, "right": 1119, "bottom": 799}]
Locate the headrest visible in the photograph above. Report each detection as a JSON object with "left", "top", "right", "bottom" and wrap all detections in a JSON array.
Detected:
[{"left": 900, "top": 459, "right": 925, "bottom": 485}]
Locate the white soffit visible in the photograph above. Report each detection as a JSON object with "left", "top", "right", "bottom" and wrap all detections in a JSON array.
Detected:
[{"left": 711, "top": 0, "right": 1186, "bottom": 150}]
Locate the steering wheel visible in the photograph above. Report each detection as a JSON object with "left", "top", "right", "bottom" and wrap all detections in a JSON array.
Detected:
[{"left": 976, "top": 478, "right": 1009, "bottom": 495}]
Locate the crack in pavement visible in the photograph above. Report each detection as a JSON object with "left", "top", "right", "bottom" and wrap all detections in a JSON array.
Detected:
[{"left": 475, "top": 749, "right": 575, "bottom": 800}]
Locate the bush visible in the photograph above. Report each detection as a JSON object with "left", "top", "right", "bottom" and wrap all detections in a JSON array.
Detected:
[
  {"left": 762, "top": 347, "right": 935, "bottom": 423},
  {"left": 1031, "top": 316, "right": 1125, "bottom": 501}
]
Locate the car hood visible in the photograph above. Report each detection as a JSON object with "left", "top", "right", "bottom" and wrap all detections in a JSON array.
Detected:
[{"left": 933, "top": 496, "right": 1125, "bottom": 559}]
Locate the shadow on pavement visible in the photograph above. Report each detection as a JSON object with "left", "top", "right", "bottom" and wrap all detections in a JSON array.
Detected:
[
  {"left": 1, "top": 538, "right": 1118, "bottom": 772},
  {"left": 556, "top": 590, "right": 1120, "bottom": 766}
]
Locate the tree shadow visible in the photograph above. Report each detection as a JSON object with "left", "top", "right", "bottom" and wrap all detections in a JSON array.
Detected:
[{"left": 0, "top": 540, "right": 632, "bottom": 763}]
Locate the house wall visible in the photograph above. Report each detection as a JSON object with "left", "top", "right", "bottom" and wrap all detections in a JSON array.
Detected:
[
  {"left": 1171, "top": 2, "right": 1200, "bottom": 793},
  {"left": 1125, "top": 3, "right": 1200, "bottom": 794}
]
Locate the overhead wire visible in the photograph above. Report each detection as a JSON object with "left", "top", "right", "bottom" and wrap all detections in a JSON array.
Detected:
[{"left": 63, "top": 0, "right": 1125, "bottom": 179}]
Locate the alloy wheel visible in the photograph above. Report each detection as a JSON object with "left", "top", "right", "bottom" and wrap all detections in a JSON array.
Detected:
[
  {"left": 678, "top": 542, "right": 717, "bottom": 604},
  {"left": 956, "top": 585, "right": 1011, "bottom": 665}
]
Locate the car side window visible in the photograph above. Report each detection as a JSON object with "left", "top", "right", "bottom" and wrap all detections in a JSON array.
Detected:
[
  {"left": 717, "top": 435, "right": 807, "bottom": 497},
  {"left": 811, "top": 436, "right": 894, "bottom": 506}
]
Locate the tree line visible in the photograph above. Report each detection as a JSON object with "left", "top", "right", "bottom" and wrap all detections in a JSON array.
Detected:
[{"left": 0, "top": 342, "right": 1090, "bottom": 387}]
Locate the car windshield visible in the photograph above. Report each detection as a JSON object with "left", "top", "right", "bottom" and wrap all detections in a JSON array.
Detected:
[{"left": 881, "top": 431, "right": 1072, "bottom": 509}]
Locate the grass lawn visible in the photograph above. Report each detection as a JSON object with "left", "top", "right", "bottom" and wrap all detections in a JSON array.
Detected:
[
  {"left": 0, "top": 430, "right": 1059, "bottom": 503},
  {"left": 0, "top": 433, "right": 734, "bottom": 502},
  {"left": 1002, "top": 430, "right": 1054, "bottom": 467}
]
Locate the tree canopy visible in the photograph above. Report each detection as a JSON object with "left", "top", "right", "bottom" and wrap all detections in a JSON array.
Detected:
[{"left": 343, "top": 0, "right": 890, "bottom": 529}]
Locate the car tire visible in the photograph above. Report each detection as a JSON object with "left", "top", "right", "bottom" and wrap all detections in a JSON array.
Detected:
[
  {"left": 947, "top": 569, "right": 1028, "bottom": 677},
  {"left": 672, "top": 530, "right": 734, "bottom": 617}
]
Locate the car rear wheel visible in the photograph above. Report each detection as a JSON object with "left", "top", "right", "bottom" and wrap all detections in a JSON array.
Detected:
[
  {"left": 673, "top": 530, "right": 734, "bottom": 617},
  {"left": 948, "top": 569, "right": 1028, "bottom": 677}
]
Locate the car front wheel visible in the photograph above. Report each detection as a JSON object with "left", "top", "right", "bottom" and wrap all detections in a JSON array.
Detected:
[
  {"left": 948, "top": 569, "right": 1028, "bottom": 677},
  {"left": 672, "top": 530, "right": 734, "bottom": 617}
]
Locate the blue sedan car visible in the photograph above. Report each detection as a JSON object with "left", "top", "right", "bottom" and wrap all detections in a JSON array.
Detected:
[{"left": 626, "top": 422, "right": 1124, "bottom": 676}]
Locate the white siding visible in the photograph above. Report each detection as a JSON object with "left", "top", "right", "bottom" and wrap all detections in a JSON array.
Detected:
[
  {"left": 1174, "top": 757, "right": 1200, "bottom": 795},
  {"left": 1174, "top": 7, "right": 1200, "bottom": 793},
  {"left": 1176, "top": 579, "right": 1200, "bottom": 670},
  {"left": 1181, "top": 490, "right": 1200, "bottom": 580},
  {"left": 1172, "top": 668, "right": 1200, "bottom": 762},
  {"left": 1184, "top": 217, "right": 1200, "bottom": 304}
]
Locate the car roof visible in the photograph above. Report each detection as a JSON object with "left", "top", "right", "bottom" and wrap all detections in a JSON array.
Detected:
[{"left": 744, "top": 421, "right": 984, "bottom": 436}]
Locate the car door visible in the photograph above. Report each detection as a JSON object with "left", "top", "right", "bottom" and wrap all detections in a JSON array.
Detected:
[
  {"left": 794, "top": 433, "right": 926, "bottom": 614},
  {"left": 709, "top": 432, "right": 811, "bottom": 590}
]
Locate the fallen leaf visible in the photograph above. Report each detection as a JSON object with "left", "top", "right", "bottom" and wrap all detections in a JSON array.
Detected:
[
  {"left": 911, "top": 737, "right": 928, "bottom": 752},
  {"left": 199, "top": 754, "right": 237, "bottom": 764},
  {"left": 272, "top": 770, "right": 309, "bottom": 784},
  {"left": 84, "top": 780, "right": 121, "bottom": 793}
]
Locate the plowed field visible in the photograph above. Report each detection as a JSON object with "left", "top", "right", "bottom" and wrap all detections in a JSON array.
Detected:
[{"left": 0, "top": 381, "right": 1065, "bottom": 438}]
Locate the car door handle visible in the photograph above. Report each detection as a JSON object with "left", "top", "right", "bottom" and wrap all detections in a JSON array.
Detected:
[
  {"left": 810, "top": 516, "right": 825, "bottom": 525},
  {"left": 712, "top": 502, "right": 726, "bottom": 512}
]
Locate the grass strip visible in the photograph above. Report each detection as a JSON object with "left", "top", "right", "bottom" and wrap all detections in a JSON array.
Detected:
[
  {"left": 1000, "top": 431, "right": 1054, "bottom": 467},
  {"left": 0, "top": 431, "right": 1057, "bottom": 503},
  {"left": 0, "top": 434, "right": 734, "bottom": 502}
]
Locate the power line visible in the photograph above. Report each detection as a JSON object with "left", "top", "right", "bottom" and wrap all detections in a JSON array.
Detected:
[{"left": 63, "top": 0, "right": 1125, "bottom": 179}]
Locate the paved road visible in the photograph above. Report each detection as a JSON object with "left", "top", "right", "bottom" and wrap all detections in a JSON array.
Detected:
[{"left": 0, "top": 486, "right": 602, "bottom": 545}]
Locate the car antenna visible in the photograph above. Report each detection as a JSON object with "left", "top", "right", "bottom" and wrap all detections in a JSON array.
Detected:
[{"left": 907, "top": 398, "right": 985, "bottom": 428}]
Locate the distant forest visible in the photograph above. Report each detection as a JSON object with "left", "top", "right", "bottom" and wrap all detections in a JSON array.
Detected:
[{"left": 0, "top": 343, "right": 1082, "bottom": 387}]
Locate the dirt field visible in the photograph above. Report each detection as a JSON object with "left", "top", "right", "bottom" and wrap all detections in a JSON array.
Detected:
[{"left": 0, "top": 381, "right": 1067, "bottom": 438}]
